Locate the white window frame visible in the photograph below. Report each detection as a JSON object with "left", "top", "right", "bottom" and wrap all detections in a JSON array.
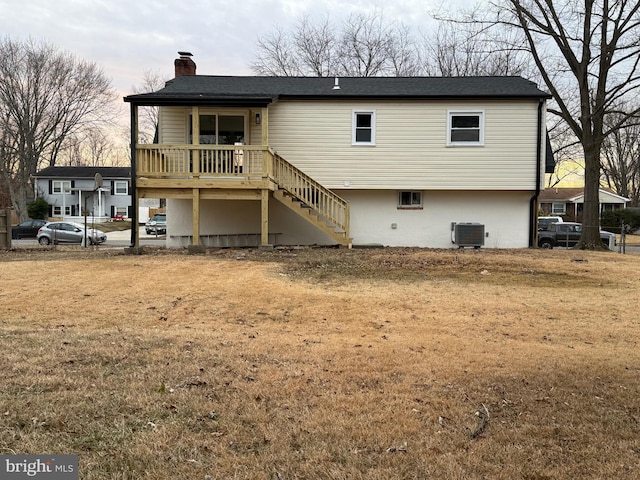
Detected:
[
  {"left": 114, "top": 206, "right": 128, "bottom": 217},
  {"left": 114, "top": 181, "right": 128, "bottom": 195},
  {"left": 352, "top": 110, "right": 376, "bottom": 146},
  {"left": 52, "top": 205, "right": 71, "bottom": 216},
  {"left": 447, "top": 111, "right": 485, "bottom": 146},
  {"left": 552, "top": 202, "right": 566, "bottom": 214},
  {"left": 52, "top": 180, "right": 72, "bottom": 194},
  {"left": 398, "top": 191, "right": 423, "bottom": 209}
]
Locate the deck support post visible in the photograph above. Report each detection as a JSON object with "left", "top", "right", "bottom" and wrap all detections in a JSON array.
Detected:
[
  {"left": 130, "top": 103, "right": 140, "bottom": 249},
  {"left": 192, "top": 188, "right": 200, "bottom": 246},
  {"left": 260, "top": 188, "right": 270, "bottom": 247}
]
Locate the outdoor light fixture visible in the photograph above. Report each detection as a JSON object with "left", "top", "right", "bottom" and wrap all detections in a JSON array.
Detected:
[{"left": 255, "top": 113, "right": 261, "bottom": 125}]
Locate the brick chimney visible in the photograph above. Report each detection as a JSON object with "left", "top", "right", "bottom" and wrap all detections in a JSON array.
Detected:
[{"left": 174, "top": 51, "right": 196, "bottom": 77}]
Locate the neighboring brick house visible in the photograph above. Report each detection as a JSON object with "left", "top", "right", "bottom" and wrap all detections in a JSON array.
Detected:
[
  {"left": 124, "top": 53, "right": 554, "bottom": 249},
  {"left": 539, "top": 187, "right": 629, "bottom": 222},
  {"left": 33, "top": 166, "right": 131, "bottom": 221}
]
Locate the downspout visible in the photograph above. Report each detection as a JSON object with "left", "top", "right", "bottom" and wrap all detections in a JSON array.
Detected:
[
  {"left": 529, "top": 99, "right": 544, "bottom": 248},
  {"left": 129, "top": 103, "right": 138, "bottom": 247}
]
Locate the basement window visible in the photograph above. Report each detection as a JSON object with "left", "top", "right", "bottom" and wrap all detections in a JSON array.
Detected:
[{"left": 398, "top": 191, "right": 422, "bottom": 209}]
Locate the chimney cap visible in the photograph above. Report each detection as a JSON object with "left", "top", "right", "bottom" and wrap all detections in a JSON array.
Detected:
[{"left": 178, "top": 51, "right": 193, "bottom": 57}]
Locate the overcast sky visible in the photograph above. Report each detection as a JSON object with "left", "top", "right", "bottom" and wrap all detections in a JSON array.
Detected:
[{"left": 0, "top": 0, "right": 463, "bottom": 99}]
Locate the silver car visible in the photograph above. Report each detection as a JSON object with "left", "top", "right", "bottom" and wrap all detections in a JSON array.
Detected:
[
  {"left": 36, "top": 221, "right": 107, "bottom": 246},
  {"left": 145, "top": 213, "right": 167, "bottom": 235}
]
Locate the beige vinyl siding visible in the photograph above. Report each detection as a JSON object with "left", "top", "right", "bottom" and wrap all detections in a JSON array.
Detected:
[
  {"left": 159, "top": 107, "right": 188, "bottom": 144},
  {"left": 268, "top": 99, "right": 541, "bottom": 190},
  {"left": 159, "top": 107, "right": 259, "bottom": 145}
]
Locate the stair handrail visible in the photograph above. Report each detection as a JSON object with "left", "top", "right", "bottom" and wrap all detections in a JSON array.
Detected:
[{"left": 270, "top": 150, "right": 350, "bottom": 237}]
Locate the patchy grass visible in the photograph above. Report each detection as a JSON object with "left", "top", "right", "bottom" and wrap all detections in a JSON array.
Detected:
[{"left": 1, "top": 247, "right": 640, "bottom": 479}]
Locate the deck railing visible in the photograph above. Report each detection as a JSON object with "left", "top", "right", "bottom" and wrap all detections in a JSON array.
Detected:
[
  {"left": 136, "top": 144, "right": 270, "bottom": 177},
  {"left": 272, "top": 152, "right": 350, "bottom": 237}
]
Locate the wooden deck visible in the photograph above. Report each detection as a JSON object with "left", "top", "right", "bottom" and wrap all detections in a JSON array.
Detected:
[{"left": 133, "top": 144, "right": 351, "bottom": 247}]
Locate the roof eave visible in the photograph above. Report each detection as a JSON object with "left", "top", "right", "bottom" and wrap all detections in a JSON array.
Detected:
[{"left": 124, "top": 95, "right": 276, "bottom": 108}]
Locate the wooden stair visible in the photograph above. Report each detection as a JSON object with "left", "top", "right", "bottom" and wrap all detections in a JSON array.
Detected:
[{"left": 271, "top": 152, "right": 351, "bottom": 247}]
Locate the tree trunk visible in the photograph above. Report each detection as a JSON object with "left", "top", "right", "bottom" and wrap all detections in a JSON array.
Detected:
[
  {"left": 9, "top": 180, "right": 29, "bottom": 222},
  {"left": 579, "top": 144, "right": 603, "bottom": 249}
]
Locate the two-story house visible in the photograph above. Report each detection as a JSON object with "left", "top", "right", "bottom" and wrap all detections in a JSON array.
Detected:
[
  {"left": 124, "top": 53, "right": 553, "bottom": 249},
  {"left": 33, "top": 166, "right": 132, "bottom": 222}
]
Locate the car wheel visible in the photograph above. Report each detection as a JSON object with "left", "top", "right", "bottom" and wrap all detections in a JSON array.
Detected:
[
  {"left": 38, "top": 236, "right": 51, "bottom": 246},
  {"left": 539, "top": 239, "right": 554, "bottom": 249}
]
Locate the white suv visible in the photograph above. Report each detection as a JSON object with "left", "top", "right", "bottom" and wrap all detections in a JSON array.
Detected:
[{"left": 538, "top": 216, "right": 564, "bottom": 231}]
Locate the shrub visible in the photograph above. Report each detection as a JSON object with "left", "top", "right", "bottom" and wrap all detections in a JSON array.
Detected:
[{"left": 27, "top": 197, "right": 48, "bottom": 220}]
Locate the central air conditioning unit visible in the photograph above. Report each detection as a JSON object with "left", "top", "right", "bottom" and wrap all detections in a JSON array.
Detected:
[{"left": 453, "top": 222, "right": 485, "bottom": 248}]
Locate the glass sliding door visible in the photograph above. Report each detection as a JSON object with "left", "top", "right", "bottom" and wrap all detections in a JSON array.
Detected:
[
  {"left": 219, "top": 116, "right": 245, "bottom": 172},
  {"left": 189, "top": 113, "right": 245, "bottom": 174},
  {"left": 189, "top": 114, "right": 245, "bottom": 174}
]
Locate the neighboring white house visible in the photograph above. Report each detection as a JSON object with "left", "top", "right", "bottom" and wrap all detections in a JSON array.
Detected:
[
  {"left": 33, "top": 166, "right": 132, "bottom": 222},
  {"left": 123, "top": 53, "right": 553, "bottom": 249},
  {"left": 539, "top": 187, "right": 629, "bottom": 221}
]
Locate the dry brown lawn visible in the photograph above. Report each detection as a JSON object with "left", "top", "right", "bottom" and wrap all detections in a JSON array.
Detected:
[{"left": 1, "top": 246, "right": 640, "bottom": 479}]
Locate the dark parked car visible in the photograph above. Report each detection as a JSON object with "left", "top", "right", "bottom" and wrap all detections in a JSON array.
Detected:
[
  {"left": 36, "top": 221, "right": 107, "bottom": 246},
  {"left": 11, "top": 219, "right": 47, "bottom": 239},
  {"left": 538, "top": 222, "right": 615, "bottom": 249}
]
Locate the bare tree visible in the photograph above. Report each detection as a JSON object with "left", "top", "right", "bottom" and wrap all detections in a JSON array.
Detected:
[
  {"left": 252, "top": 27, "right": 302, "bottom": 76},
  {"left": 0, "top": 38, "right": 115, "bottom": 220},
  {"left": 545, "top": 117, "right": 585, "bottom": 187},
  {"left": 58, "top": 128, "right": 115, "bottom": 167},
  {"left": 482, "top": 0, "right": 640, "bottom": 248},
  {"left": 422, "top": 22, "right": 532, "bottom": 76},
  {"left": 601, "top": 114, "right": 640, "bottom": 205},
  {"left": 132, "top": 69, "right": 168, "bottom": 143},
  {"left": 337, "top": 12, "right": 394, "bottom": 77},
  {"left": 252, "top": 12, "right": 421, "bottom": 77},
  {"left": 293, "top": 15, "right": 337, "bottom": 76},
  {"left": 385, "top": 23, "right": 422, "bottom": 76}
]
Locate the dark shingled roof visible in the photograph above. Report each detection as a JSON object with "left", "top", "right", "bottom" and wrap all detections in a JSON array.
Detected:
[
  {"left": 124, "top": 75, "right": 551, "bottom": 106},
  {"left": 35, "top": 166, "right": 131, "bottom": 178}
]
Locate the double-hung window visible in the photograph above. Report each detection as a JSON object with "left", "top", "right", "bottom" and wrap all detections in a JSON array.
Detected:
[
  {"left": 352, "top": 111, "right": 376, "bottom": 145},
  {"left": 447, "top": 111, "right": 484, "bottom": 146},
  {"left": 114, "top": 181, "right": 128, "bottom": 195},
  {"left": 552, "top": 202, "right": 566, "bottom": 214},
  {"left": 114, "top": 206, "right": 128, "bottom": 217},
  {"left": 53, "top": 205, "right": 71, "bottom": 216},
  {"left": 52, "top": 181, "right": 71, "bottom": 194}
]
